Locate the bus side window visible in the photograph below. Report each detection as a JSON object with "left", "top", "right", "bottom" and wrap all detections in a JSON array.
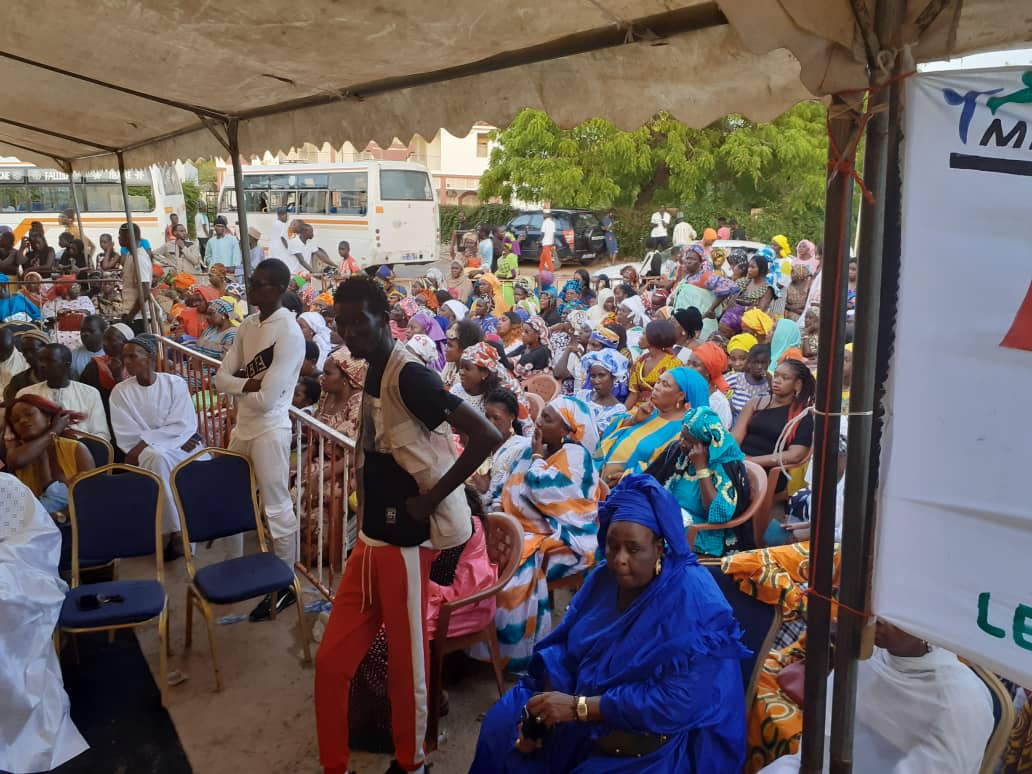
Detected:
[{"left": 329, "top": 172, "right": 368, "bottom": 216}]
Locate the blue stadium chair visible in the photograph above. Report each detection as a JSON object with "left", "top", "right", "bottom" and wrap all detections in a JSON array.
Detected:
[
  {"left": 74, "top": 431, "right": 114, "bottom": 468},
  {"left": 171, "top": 448, "right": 311, "bottom": 691},
  {"left": 705, "top": 563, "right": 782, "bottom": 704},
  {"left": 58, "top": 465, "right": 170, "bottom": 706}
]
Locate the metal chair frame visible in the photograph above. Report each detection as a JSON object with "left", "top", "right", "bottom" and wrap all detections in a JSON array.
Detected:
[{"left": 171, "top": 447, "right": 311, "bottom": 692}]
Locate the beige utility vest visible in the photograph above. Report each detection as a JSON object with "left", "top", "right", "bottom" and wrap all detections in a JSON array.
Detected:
[{"left": 357, "top": 343, "right": 472, "bottom": 550}]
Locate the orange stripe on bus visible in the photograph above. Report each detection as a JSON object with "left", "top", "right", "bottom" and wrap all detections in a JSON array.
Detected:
[
  {"left": 9, "top": 216, "right": 159, "bottom": 240},
  {"left": 295, "top": 219, "right": 369, "bottom": 226}
]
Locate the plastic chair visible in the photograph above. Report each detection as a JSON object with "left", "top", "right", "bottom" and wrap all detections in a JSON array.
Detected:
[
  {"left": 971, "top": 664, "right": 1015, "bottom": 774},
  {"left": 74, "top": 431, "right": 114, "bottom": 467},
  {"left": 170, "top": 448, "right": 311, "bottom": 691},
  {"left": 57, "top": 465, "right": 170, "bottom": 706},
  {"left": 690, "top": 460, "right": 768, "bottom": 564},
  {"left": 752, "top": 450, "right": 812, "bottom": 548},
  {"left": 704, "top": 563, "right": 783, "bottom": 705},
  {"left": 522, "top": 373, "right": 560, "bottom": 403},
  {"left": 524, "top": 391, "right": 544, "bottom": 422},
  {"left": 426, "top": 512, "right": 523, "bottom": 750}
]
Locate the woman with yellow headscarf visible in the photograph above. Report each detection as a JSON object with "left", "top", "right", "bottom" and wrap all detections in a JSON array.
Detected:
[{"left": 771, "top": 235, "right": 791, "bottom": 259}]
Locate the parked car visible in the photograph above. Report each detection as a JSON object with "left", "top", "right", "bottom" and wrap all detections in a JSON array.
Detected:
[
  {"left": 505, "top": 209, "right": 607, "bottom": 266},
  {"left": 591, "top": 240, "right": 766, "bottom": 284}
]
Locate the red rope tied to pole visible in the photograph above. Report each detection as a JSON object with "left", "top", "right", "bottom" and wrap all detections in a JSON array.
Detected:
[{"left": 824, "top": 70, "right": 917, "bottom": 207}]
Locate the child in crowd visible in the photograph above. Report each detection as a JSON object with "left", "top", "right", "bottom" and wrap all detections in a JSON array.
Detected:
[
  {"left": 301, "top": 340, "right": 322, "bottom": 378},
  {"left": 727, "top": 343, "right": 771, "bottom": 422},
  {"left": 293, "top": 376, "right": 321, "bottom": 413},
  {"left": 726, "top": 333, "right": 758, "bottom": 375}
]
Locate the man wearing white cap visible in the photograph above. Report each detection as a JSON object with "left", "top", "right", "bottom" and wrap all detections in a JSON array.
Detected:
[{"left": 247, "top": 226, "right": 265, "bottom": 270}]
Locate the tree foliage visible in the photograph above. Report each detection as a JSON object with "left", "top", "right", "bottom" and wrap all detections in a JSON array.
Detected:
[{"left": 479, "top": 102, "right": 831, "bottom": 245}]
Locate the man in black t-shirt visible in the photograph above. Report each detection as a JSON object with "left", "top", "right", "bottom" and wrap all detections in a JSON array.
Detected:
[{"left": 315, "top": 278, "right": 500, "bottom": 774}]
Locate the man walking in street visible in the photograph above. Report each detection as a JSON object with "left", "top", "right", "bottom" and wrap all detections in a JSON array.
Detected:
[
  {"left": 539, "top": 208, "right": 556, "bottom": 273},
  {"left": 214, "top": 258, "right": 305, "bottom": 620},
  {"left": 315, "top": 277, "right": 500, "bottom": 774}
]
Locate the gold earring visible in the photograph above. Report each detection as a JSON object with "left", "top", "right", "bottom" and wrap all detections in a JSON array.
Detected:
[{"left": 655, "top": 556, "right": 662, "bottom": 576}]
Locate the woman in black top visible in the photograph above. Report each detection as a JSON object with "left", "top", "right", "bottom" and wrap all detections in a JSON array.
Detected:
[
  {"left": 512, "top": 315, "right": 551, "bottom": 377},
  {"left": 733, "top": 358, "right": 815, "bottom": 491},
  {"left": 539, "top": 290, "right": 562, "bottom": 326}
]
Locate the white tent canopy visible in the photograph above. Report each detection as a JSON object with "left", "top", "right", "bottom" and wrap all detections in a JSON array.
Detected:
[{"left": 1, "top": 0, "right": 1028, "bottom": 170}]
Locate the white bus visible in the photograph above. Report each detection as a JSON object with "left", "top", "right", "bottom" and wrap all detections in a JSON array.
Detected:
[
  {"left": 217, "top": 160, "right": 439, "bottom": 269},
  {"left": 0, "top": 158, "right": 185, "bottom": 248}
]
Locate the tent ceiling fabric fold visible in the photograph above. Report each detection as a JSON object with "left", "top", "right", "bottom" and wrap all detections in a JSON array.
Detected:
[{"left": 0, "top": 0, "right": 1028, "bottom": 170}]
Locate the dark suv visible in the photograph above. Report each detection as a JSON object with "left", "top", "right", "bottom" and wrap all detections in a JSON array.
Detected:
[{"left": 505, "top": 209, "right": 607, "bottom": 266}]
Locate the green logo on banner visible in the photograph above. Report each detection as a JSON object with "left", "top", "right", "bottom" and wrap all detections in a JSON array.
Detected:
[{"left": 978, "top": 592, "right": 1032, "bottom": 651}]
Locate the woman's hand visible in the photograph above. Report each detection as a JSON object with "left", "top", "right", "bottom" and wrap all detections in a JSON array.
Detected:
[
  {"left": 531, "top": 427, "right": 545, "bottom": 458},
  {"left": 526, "top": 692, "right": 577, "bottom": 726},
  {"left": 687, "top": 439, "right": 709, "bottom": 470},
  {"left": 630, "top": 399, "right": 653, "bottom": 425},
  {"left": 50, "top": 414, "right": 71, "bottom": 437}
]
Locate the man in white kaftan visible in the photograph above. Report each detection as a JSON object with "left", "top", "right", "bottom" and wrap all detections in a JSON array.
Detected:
[
  {"left": 109, "top": 339, "right": 205, "bottom": 534},
  {"left": 0, "top": 472, "right": 88, "bottom": 773},
  {"left": 759, "top": 621, "right": 994, "bottom": 774}
]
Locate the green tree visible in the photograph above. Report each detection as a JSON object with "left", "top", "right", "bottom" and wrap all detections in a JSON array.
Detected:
[{"left": 479, "top": 103, "right": 831, "bottom": 244}]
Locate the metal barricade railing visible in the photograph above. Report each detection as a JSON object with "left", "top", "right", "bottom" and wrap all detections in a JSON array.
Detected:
[
  {"left": 291, "top": 409, "right": 356, "bottom": 599},
  {"left": 156, "top": 335, "right": 356, "bottom": 600}
]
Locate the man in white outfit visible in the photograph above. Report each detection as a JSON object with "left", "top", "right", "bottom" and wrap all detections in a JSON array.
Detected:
[
  {"left": 759, "top": 620, "right": 993, "bottom": 774},
  {"left": 109, "top": 334, "right": 204, "bottom": 557},
  {"left": 0, "top": 473, "right": 88, "bottom": 773},
  {"left": 214, "top": 258, "right": 305, "bottom": 621},
  {"left": 268, "top": 207, "right": 291, "bottom": 264}
]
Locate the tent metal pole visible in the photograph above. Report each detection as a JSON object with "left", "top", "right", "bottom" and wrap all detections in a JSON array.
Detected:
[
  {"left": 799, "top": 94, "right": 861, "bottom": 774},
  {"left": 828, "top": 0, "right": 906, "bottom": 769},
  {"left": 116, "top": 151, "right": 150, "bottom": 333},
  {"left": 226, "top": 119, "right": 252, "bottom": 280},
  {"left": 65, "top": 165, "right": 88, "bottom": 269}
]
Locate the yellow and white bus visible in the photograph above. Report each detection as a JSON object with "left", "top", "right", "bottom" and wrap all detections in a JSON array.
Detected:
[
  {"left": 0, "top": 158, "right": 185, "bottom": 247},
  {"left": 217, "top": 160, "right": 439, "bottom": 269}
]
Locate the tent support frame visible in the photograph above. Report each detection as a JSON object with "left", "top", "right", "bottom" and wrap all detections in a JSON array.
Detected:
[
  {"left": 63, "top": 163, "right": 88, "bottom": 269},
  {"left": 116, "top": 151, "right": 150, "bottom": 333},
  {"left": 226, "top": 120, "right": 252, "bottom": 279},
  {"left": 799, "top": 92, "right": 859, "bottom": 773},
  {"left": 826, "top": 0, "right": 907, "bottom": 770}
]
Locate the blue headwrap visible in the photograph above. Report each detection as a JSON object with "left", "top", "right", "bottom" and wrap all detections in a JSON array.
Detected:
[
  {"left": 598, "top": 473, "right": 691, "bottom": 560},
  {"left": 755, "top": 245, "right": 777, "bottom": 262},
  {"left": 589, "top": 328, "right": 619, "bottom": 350},
  {"left": 514, "top": 308, "right": 530, "bottom": 322},
  {"left": 560, "top": 279, "right": 583, "bottom": 297},
  {"left": 581, "top": 349, "right": 630, "bottom": 400},
  {"left": 667, "top": 367, "right": 711, "bottom": 412}
]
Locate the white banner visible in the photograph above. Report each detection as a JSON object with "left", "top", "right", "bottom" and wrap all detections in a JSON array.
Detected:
[{"left": 873, "top": 67, "right": 1032, "bottom": 688}]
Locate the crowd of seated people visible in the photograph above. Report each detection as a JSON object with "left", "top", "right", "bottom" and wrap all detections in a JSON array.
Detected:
[{"left": 5, "top": 216, "right": 1024, "bottom": 774}]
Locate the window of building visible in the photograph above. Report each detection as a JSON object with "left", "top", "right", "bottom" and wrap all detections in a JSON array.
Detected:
[{"left": 476, "top": 133, "right": 489, "bottom": 158}]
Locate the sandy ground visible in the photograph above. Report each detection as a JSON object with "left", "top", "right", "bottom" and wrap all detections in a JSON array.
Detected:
[{"left": 125, "top": 538, "right": 558, "bottom": 774}]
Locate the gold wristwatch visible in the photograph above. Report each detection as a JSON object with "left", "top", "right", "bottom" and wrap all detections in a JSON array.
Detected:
[{"left": 576, "top": 695, "right": 589, "bottom": 721}]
